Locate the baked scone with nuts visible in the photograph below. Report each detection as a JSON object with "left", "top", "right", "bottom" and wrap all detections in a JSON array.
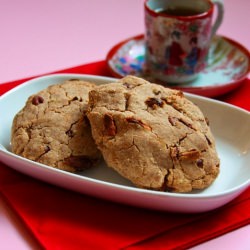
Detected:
[
  {"left": 11, "top": 79, "right": 101, "bottom": 172},
  {"left": 87, "top": 75, "right": 220, "bottom": 192}
]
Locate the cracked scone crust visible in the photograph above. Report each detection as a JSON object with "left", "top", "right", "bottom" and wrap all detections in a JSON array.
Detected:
[
  {"left": 87, "top": 76, "right": 220, "bottom": 192},
  {"left": 11, "top": 79, "right": 101, "bottom": 172}
]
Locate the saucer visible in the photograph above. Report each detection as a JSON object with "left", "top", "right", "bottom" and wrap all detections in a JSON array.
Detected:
[{"left": 106, "top": 34, "right": 250, "bottom": 97}]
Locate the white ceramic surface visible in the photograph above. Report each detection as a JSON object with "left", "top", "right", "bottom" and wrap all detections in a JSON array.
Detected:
[{"left": 0, "top": 74, "right": 249, "bottom": 213}]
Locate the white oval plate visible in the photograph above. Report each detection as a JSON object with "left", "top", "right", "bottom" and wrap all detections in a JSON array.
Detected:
[{"left": 0, "top": 74, "right": 249, "bottom": 213}]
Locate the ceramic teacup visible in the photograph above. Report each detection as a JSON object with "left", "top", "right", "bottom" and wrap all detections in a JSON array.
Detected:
[{"left": 144, "top": 0, "right": 224, "bottom": 83}]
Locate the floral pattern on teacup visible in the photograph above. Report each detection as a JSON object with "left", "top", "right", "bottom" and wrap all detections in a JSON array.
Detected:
[{"left": 145, "top": 12, "right": 213, "bottom": 80}]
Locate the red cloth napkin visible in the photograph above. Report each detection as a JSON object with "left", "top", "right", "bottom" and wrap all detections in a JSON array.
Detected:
[{"left": 0, "top": 61, "right": 249, "bottom": 250}]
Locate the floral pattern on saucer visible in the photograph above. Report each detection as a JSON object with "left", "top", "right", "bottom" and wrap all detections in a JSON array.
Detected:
[
  {"left": 110, "top": 39, "right": 146, "bottom": 77},
  {"left": 107, "top": 35, "right": 250, "bottom": 97}
]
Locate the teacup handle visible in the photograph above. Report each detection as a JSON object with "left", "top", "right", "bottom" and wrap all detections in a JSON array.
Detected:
[{"left": 211, "top": 0, "right": 224, "bottom": 37}]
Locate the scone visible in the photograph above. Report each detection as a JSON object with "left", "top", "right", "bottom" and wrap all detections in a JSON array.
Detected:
[
  {"left": 11, "top": 79, "right": 101, "bottom": 172},
  {"left": 87, "top": 75, "right": 220, "bottom": 192}
]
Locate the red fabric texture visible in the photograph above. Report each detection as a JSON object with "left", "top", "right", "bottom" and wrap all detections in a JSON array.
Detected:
[{"left": 0, "top": 61, "right": 249, "bottom": 250}]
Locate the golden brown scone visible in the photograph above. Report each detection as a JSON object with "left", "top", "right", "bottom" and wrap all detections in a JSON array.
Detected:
[
  {"left": 87, "top": 76, "right": 220, "bottom": 192},
  {"left": 11, "top": 79, "right": 101, "bottom": 172}
]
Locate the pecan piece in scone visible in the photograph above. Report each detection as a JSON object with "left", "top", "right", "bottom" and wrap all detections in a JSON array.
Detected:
[
  {"left": 170, "top": 146, "right": 180, "bottom": 160},
  {"left": 126, "top": 117, "right": 152, "bottom": 131},
  {"left": 104, "top": 114, "right": 117, "bottom": 136},
  {"left": 179, "top": 149, "right": 200, "bottom": 160},
  {"left": 168, "top": 116, "right": 178, "bottom": 126},
  {"left": 145, "top": 97, "right": 164, "bottom": 109},
  {"left": 32, "top": 95, "right": 44, "bottom": 105},
  {"left": 196, "top": 159, "right": 204, "bottom": 167},
  {"left": 178, "top": 118, "right": 196, "bottom": 130}
]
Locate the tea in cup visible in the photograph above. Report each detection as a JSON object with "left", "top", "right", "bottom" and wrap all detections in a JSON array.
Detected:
[{"left": 144, "top": 0, "right": 224, "bottom": 83}]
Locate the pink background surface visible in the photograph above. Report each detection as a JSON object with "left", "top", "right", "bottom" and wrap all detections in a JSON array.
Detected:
[{"left": 0, "top": 0, "right": 249, "bottom": 249}]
